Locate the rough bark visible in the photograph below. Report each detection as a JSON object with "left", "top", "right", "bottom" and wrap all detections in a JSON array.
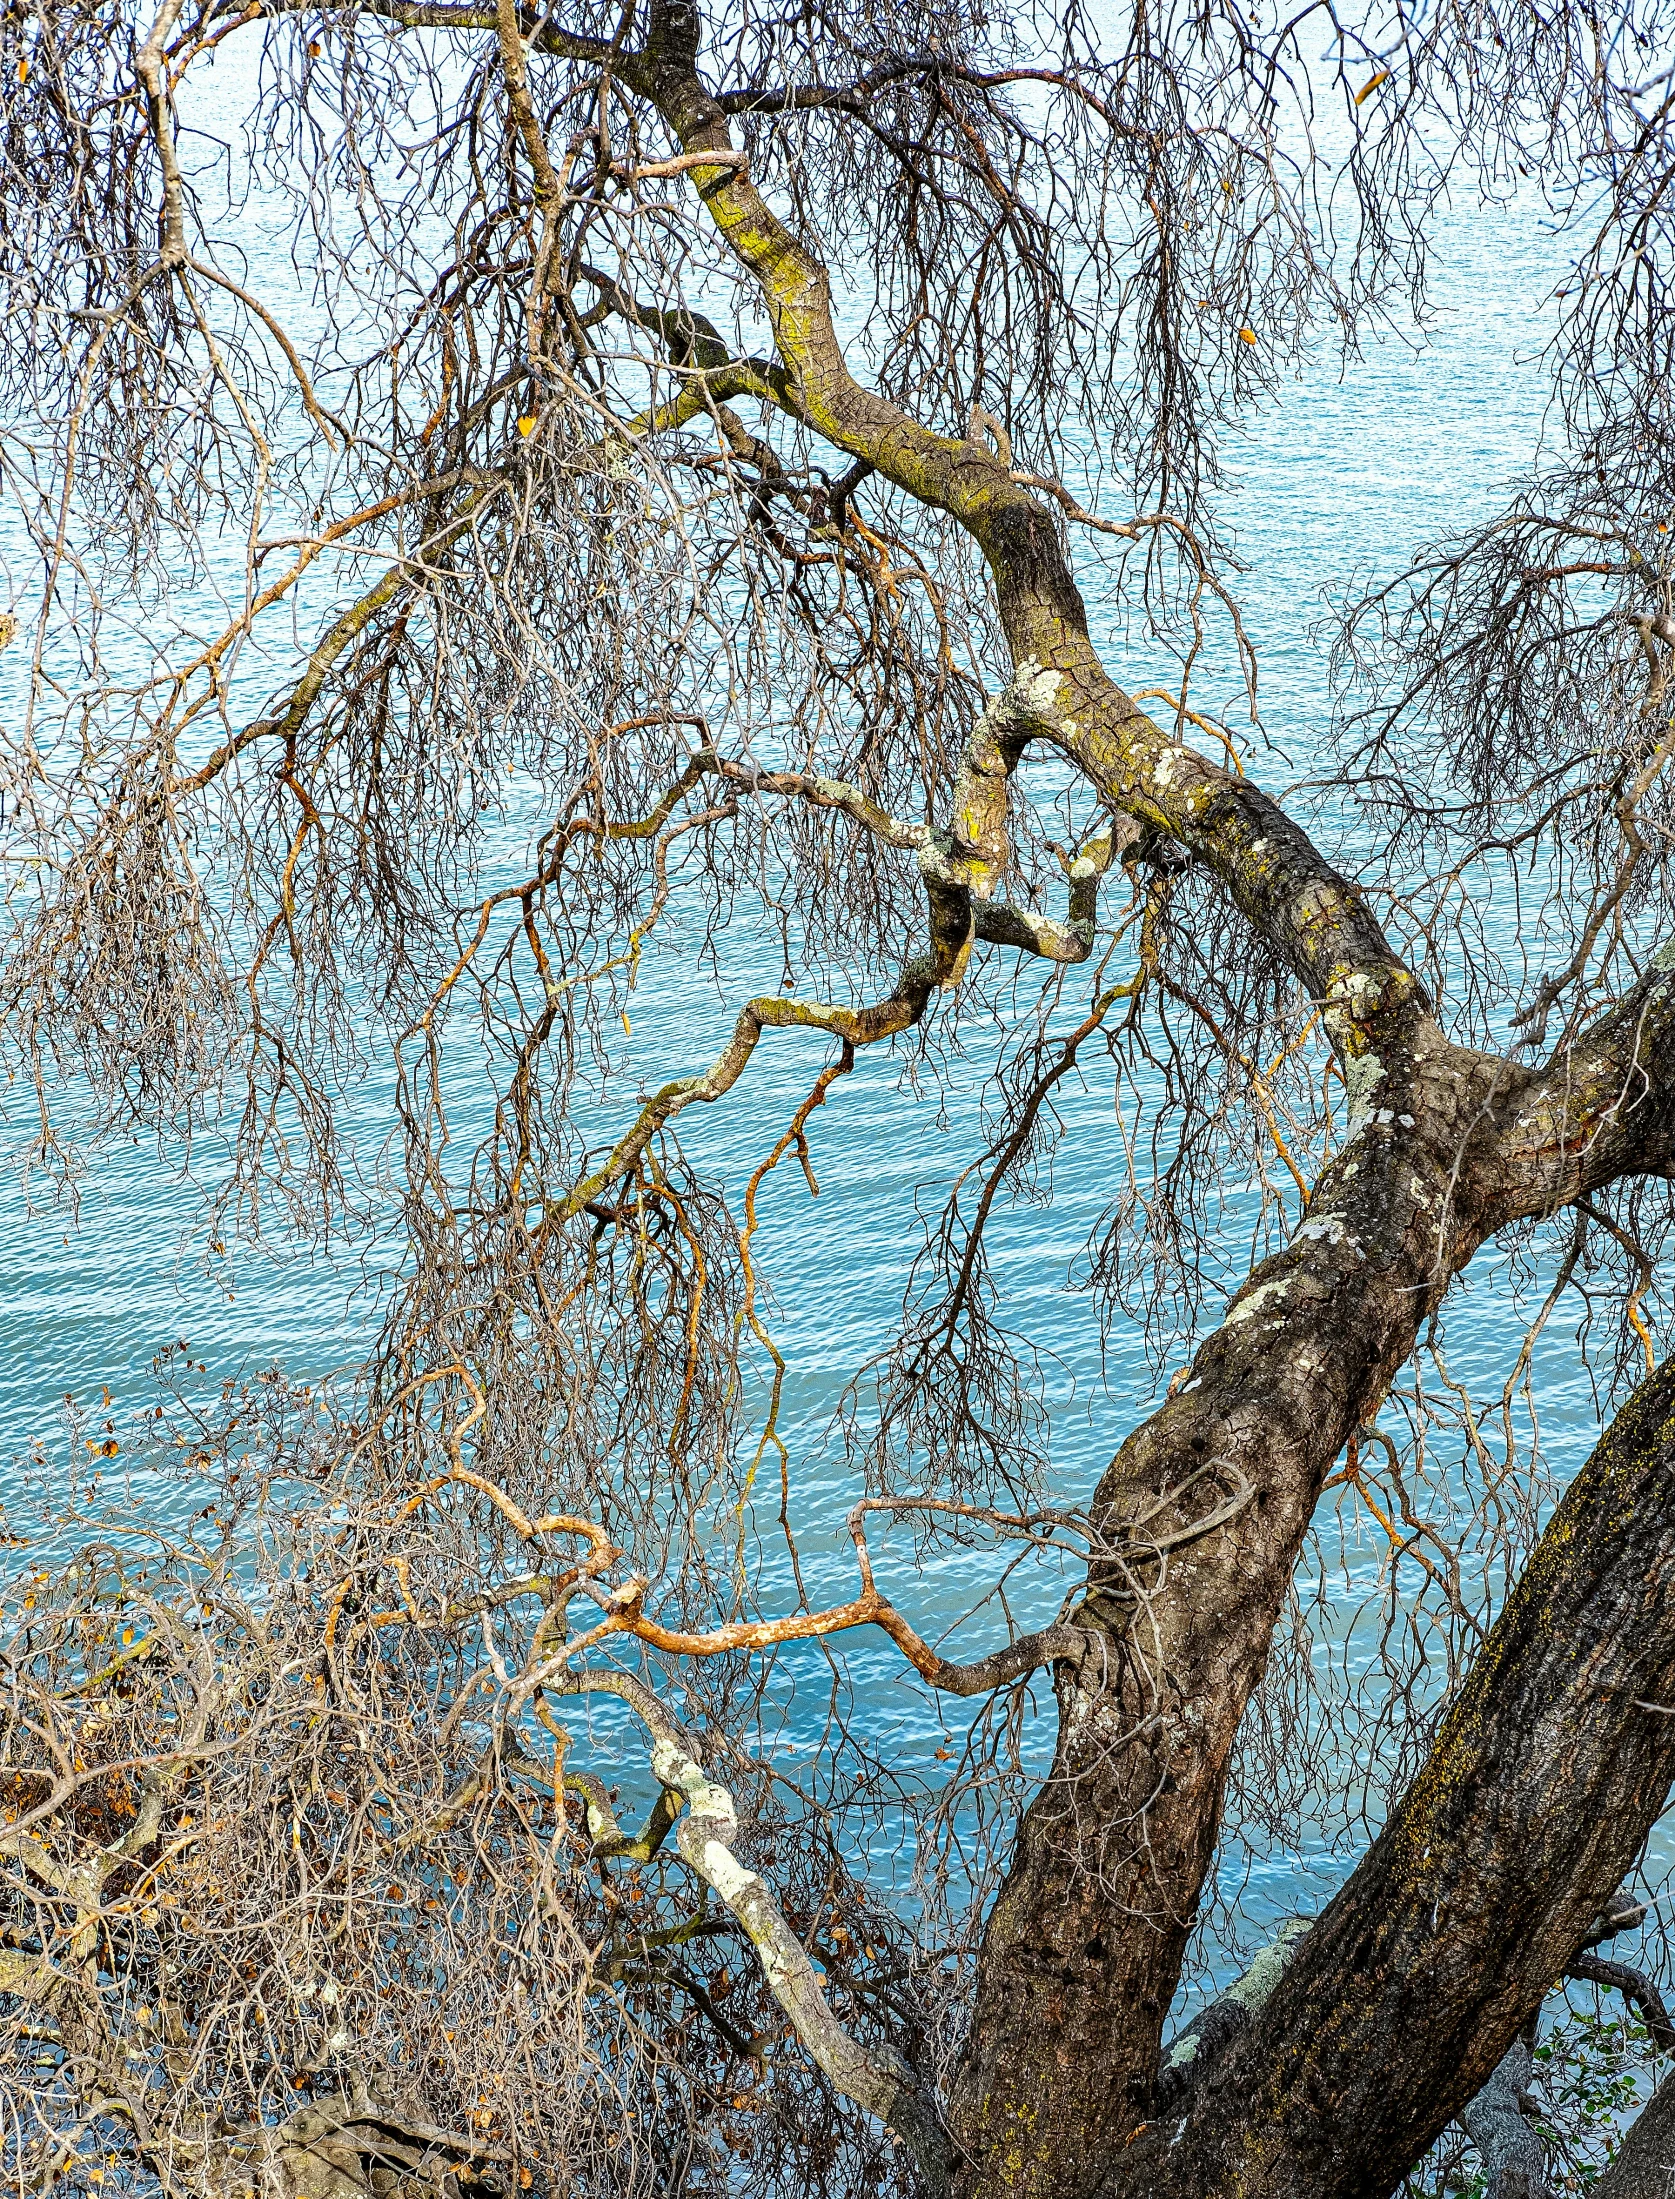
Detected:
[
  {"left": 535, "top": 17, "right": 1675, "bottom": 2187},
  {"left": 170, "top": 11, "right": 1675, "bottom": 2184},
  {"left": 942, "top": 973, "right": 1675, "bottom": 2193},
  {"left": 1461, "top": 2040, "right": 1551, "bottom": 2199},
  {"left": 1103, "top": 1350, "right": 1675, "bottom": 2199},
  {"left": 21, "top": 6, "right": 1675, "bottom": 2193},
  {"left": 1150, "top": 1919, "right": 1312, "bottom": 2121},
  {"left": 1596, "top": 2071, "right": 1675, "bottom": 2199}
]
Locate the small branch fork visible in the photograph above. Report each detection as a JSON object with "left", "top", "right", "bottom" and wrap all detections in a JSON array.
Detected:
[
  {"left": 531, "top": 678, "right": 1123, "bottom": 1228},
  {"left": 1567, "top": 1894, "right": 1675, "bottom": 2052},
  {"left": 27, "top": 9, "right": 1675, "bottom": 2194}
]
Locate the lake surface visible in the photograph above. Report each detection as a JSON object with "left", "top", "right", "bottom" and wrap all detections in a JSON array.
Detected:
[{"left": 0, "top": 181, "right": 1618, "bottom": 1986}]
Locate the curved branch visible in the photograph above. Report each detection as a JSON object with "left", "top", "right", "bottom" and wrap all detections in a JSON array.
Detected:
[
  {"left": 555, "top": 1670, "right": 950, "bottom": 2191},
  {"left": 547, "top": 672, "right": 1113, "bottom": 1218},
  {"left": 411, "top": 1461, "right": 1101, "bottom": 1697},
  {"left": 632, "top": 28, "right": 1420, "bottom": 1071},
  {"left": 1491, "top": 959, "right": 1675, "bottom": 1222},
  {"left": 1566, "top": 1953, "right": 1675, "bottom": 2053}
]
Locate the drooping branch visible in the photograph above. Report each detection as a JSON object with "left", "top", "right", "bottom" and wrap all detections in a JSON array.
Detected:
[
  {"left": 13, "top": 9, "right": 1675, "bottom": 2199},
  {"left": 1565, "top": 1954, "right": 1675, "bottom": 2054},
  {"left": 531, "top": 26, "right": 1675, "bottom": 2197},
  {"left": 555, "top": 1669, "right": 952, "bottom": 2194}
]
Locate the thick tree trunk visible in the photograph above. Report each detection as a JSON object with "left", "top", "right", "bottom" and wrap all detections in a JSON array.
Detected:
[
  {"left": 945, "top": 969, "right": 1675, "bottom": 2196},
  {"left": 1101, "top": 1350, "right": 1675, "bottom": 2199},
  {"left": 943, "top": 1012, "right": 1510, "bottom": 2189},
  {"left": 1595, "top": 2070, "right": 1675, "bottom": 2199}
]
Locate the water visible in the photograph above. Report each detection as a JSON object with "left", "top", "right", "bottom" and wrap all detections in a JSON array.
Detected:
[{"left": 0, "top": 179, "right": 1622, "bottom": 1988}]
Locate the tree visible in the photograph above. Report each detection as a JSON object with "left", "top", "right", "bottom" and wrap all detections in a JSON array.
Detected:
[{"left": 3, "top": 0, "right": 1675, "bottom": 2191}]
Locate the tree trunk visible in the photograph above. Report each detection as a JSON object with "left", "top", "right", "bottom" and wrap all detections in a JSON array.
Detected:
[
  {"left": 1461, "top": 2039, "right": 1551, "bottom": 2199},
  {"left": 1595, "top": 2070, "right": 1675, "bottom": 2199},
  {"left": 946, "top": 965, "right": 1675, "bottom": 2196},
  {"left": 613, "top": 34, "right": 1675, "bottom": 2196},
  {"left": 1100, "top": 1350, "right": 1675, "bottom": 2199}
]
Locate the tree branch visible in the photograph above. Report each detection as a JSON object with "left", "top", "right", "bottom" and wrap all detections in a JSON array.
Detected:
[{"left": 554, "top": 1670, "right": 951, "bottom": 2191}]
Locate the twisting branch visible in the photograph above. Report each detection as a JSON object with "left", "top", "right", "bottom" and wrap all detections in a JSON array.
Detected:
[
  {"left": 546, "top": 669, "right": 1118, "bottom": 1220},
  {"left": 399, "top": 1461, "right": 1103, "bottom": 1697},
  {"left": 1566, "top": 1955, "right": 1675, "bottom": 2053},
  {"left": 554, "top": 1669, "right": 952, "bottom": 2193}
]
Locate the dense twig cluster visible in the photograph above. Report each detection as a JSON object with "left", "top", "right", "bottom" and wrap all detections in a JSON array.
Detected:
[{"left": 0, "top": 1385, "right": 964, "bottom": 2198}]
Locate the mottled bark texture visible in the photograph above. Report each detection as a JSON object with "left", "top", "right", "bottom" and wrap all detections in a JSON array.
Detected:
[
  {"left": 1102, "top": 1350, "right": 1675, "bottom": 2199},
  {"left": 18, "top": 0, "right": 1675, "bottom": 2187},
  {"left": 1460, "top": 2040, "right": 1551, "bottom": 2199}
]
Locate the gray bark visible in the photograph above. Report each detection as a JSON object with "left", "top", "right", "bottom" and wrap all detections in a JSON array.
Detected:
[{"left": 1461, "top": 2038, "right": 1549, "bottom": 2199}]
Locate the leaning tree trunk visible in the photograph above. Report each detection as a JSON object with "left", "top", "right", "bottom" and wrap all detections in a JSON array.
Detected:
[
  {"left": 1101, "top": 1349, "right": 1675, "bottom": 2198},
  {"left": 621, "top": 17, "right": 1675, "bottom": 2195}
]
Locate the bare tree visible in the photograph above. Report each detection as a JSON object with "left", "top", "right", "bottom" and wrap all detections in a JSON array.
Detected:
[{"left": 4, "top": 0, "right": 1675, "bottom": 2191}]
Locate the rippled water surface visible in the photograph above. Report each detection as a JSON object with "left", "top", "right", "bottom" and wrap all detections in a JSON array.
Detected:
[{"left": 1, "top": 187, "right": 1611, "bottom": 1962}]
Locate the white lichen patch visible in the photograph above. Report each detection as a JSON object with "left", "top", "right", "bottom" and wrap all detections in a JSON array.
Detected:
[
  {"left": 1342, "top": 1049, "right": 1386, "bottom": 1131},
  {"left": 1295, "top": 1212, "right": 1361, "bottom": 1255},
  {"left": 699, "top": 1838, "right": 760, "bottom": 1905},
  {"left": 652, "top": 1742, "right": 740, "bottom": 1835},
  {"left": 1225, "top": 1916, "right": 1313, "bottom": 2013},
  {"left": 1225, "top": 1275, "right": 1290, "bottom": 1327},
  {"left": 1343, "top": 970, "right": 1387, "bottom": 1015},
  {"left": 1012, "top": 659, "right": 1064, "bottom": 720},
  {"left": 1359, "top": 1107, "right": 1416, "bottom": 1130}
]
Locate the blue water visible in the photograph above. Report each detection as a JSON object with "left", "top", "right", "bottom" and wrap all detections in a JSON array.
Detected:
[{"left": 0, "top": 180, "right": 1623, "bottom": 2001}]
